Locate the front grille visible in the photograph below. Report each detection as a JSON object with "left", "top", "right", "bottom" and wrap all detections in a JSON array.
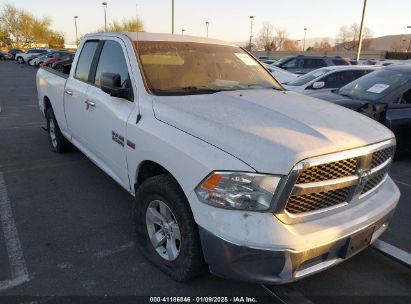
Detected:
[
  {"left": 286, "top": 187, "right": 352, "bottom": 214},
  {"left": 296, "top": 157, "right": 358, "bottom": 184},
  {"left": 371, "top": 146, "right": 394, "bottom": 169},
  {"left": 279, "top": 141, "right": 396, "bottom": 220},
  {"left": 361, "top": 167, "right": 389, "bottom": 194}
]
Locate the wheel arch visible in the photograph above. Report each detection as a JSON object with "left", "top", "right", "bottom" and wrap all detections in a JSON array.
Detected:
[
  {"left": 135, "top": 160, "right": 183, "bottom": 194},
  {"left": 43, "top": 96, "right": 52, "bottom": 116}
]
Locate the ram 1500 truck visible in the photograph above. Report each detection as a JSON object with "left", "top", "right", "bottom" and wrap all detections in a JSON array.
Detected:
[{"left": 36, "top": 32, "right": 400, "bottom": 284}]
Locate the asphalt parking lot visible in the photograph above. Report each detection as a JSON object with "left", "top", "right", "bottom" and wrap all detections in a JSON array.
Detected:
[{"left": 0, "top": 61, "right": 410, "bottom": 303}]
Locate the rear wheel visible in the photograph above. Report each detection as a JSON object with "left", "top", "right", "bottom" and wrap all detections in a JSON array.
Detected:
[
  {"left": 46, "top": 108, "right": 71, "bottom": 153},
  {"left": 134, "top": 174, "right": 206, "bottom": 281},
  {"left": 16, "top": 57, "right": 24, "bottom": 64}
]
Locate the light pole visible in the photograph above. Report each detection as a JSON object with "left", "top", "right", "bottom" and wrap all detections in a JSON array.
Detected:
[
  {"left": 249, "top": 16, "right": 255, "bottom": 52},
  {"left": 205, "top": 21, "right": 210, "bottom": 38},
  {"left": 355, "top": 0, "right": 368, "bottom": 62},
  {"left": 407, "top": 26, "right": 411, "bottom": 52},
  {"left": 181, "top": 29, "right": 185, "bottom": 35},
  {"left": 171, "top": 0, "right": 174, "bottom": 34},
  {"left": 102, "top": 2, "right": 107, "bottom": 32},
  {"left": 74, "top": 16, "right": 78, "bottom": 46},
  {"left": 302, "top": 28, "right": 307, "bottom": 51}
]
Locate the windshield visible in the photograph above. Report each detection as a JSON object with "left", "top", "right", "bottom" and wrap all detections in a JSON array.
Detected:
[
  {"left": 135, "top": 41, "right": 281, "bottom": 95},
  {"left": 272, "top": 57, "right": 292, "bottom": 67},
  {"left": 287, "top": 68, "right": 330, "bottom": 86},
  {"left": 338, "top": 69, "right": 411, "bottom": 102}
]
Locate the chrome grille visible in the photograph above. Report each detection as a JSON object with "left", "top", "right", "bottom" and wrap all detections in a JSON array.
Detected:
[
  {"left": 274, "top": 139, "right": 396, "bottom": 224},
  {"left": 296, "top": 158, "right": 358, "bottom": 184},
  {"left": 361, "top": 167, "right": 389, "bottom": 194},
  {"left": 371, "top": 146, "right": 395, "bottom": 169},
  {"left": 286, "top": 187, "right": 352, "bottom": 214}
]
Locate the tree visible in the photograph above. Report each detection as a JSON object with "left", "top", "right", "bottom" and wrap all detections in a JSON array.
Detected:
[
  {"left": 312, "top": 39, "right": 332, "bottom": 51},
  {"left": 282, "top": 39, "right": 300, "bottom": 51},
  {"left": 0, "top": 3, "right": 65, "bottom": 48},
  {"left": 0, "top": 27, "right": 11, "bottom": 48},
  {"left": 47, "top": 32, "right": 65, "bottom": 49},
  {"left": 256, "top": 23, "right": 289, "bottom": 54},
  {"left": 98, "top": 18, "right": 144, "bottom": 32},
  {"left": 336, "top": 23, "right": 373, "bottom": 51},
  {"left": 390, "top": 40, "right": 408, "bottom": 52}
]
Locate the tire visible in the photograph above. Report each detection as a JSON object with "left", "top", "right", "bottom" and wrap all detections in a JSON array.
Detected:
[
  {"left": 16, "top": 57, "right": 24, "bottom": 64},
  {"left": 27, "top": 59, "right": 33, "bottom": 65},
  {"left": 133, "top": 174, "right": 206, "bottom": 281},
  {"left": 46, "top": 108, "right": 71, "bottom": 153}
]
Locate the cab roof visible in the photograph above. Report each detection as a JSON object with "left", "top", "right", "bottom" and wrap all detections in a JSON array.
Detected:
[{"left": 83, "top": 32, "right": 237, "bottom": 47}]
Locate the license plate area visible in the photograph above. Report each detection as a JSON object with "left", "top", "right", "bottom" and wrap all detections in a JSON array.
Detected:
[{"left": 340, "top": 226, "right": 375, "bottom": 259}]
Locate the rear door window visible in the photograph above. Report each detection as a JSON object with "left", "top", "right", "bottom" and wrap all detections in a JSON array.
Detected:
[
  {"left": 282, "top": 58, "right": 304, "bottom": 69},
  {"left": 319, "top": 71, "right": 356, "bottom": 88},
  {"left": 304, "top": 59, "right": 327, "bottom": 69},
  {"left": 75, "top": 40, "right": 99, "bottom": 83}
]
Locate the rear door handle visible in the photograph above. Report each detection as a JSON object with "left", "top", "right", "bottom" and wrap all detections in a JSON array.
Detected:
[
  {"left": 85, "top": 100, "right": 96, "bottom": 110},
  {"left": 64, "top": 90, "right": 73, "bottom": 96}
]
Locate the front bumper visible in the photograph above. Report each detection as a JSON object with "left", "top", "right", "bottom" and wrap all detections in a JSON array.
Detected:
[{"left": 199, "top": 209, "right": 395, "bottom": 284}]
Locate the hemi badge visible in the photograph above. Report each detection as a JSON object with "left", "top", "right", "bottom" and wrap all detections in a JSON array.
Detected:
[{"left": 127, "top": 140, "right": 136, "bottom": 149}]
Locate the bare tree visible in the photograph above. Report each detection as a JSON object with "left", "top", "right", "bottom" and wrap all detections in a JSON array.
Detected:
[
  {"left": 274, "top": 28, "right": 288, "bottom": 51},
  {"left": 336, "top": 23, "right": 373, "bottom": 51},
  {"left": 282, "top": 39, "right": 300, "bottom": 51},
  {"left": 390, "top": 41, "right": 408, "bottom": 52},
  {"left": 312, "top": 39, "right": 333, "bottom": 51},
  {"left": 256, "top": 23, "right": 289, "bottom": 55},
  {"left": 256, "top": 22, "right": 275, "bottom": 55}
]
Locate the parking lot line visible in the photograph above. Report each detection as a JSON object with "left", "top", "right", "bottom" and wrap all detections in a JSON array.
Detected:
[
  {"left": 0, "top": 172, "right": 29, "bottom": 291},
  {"left": 261, "top": 284, "right": 315, "bottom": 304},
  {"left": 371, "top": 239, "right": 411, "bottom": 266},
  {"left": 94, "top": 241, "right": 136, "bottom": 258},
  {"left": 393, "top": 179, "right": 411, "bottom": 188}
]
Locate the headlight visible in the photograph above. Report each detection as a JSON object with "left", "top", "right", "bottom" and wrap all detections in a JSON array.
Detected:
[{"left": 195, "top": 172, "right": 281, "bottom": 211}]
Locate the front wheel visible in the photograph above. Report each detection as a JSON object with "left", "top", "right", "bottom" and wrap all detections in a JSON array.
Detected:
[
  {"left": 134, "top": 174, "right": 206, "bottom": 281},
  {"left": 16, "top": 57, "right": 24, "bottom": 64},
  {"left": 46, "top": 108, "right": 71, "bottom": 153}
]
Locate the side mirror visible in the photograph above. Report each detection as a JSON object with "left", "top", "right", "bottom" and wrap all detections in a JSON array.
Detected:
[
  {"left": 312, "top": 81, "right": 325, "bottom": 89},
  {"left": 100, "top": 72, "right": 130, "bottom": 99}
]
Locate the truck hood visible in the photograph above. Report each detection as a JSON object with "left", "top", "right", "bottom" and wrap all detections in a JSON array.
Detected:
[{"left": 152, "top": 89, "right": 393, "bottom": 174}]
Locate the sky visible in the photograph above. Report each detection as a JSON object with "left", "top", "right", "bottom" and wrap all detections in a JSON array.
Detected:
[{"left": 4, "top": 0, "right": 411, "bottom": 45}]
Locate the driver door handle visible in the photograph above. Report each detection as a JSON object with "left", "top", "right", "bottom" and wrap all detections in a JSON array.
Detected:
[
  {"left": 84, "top": 100, "right": 96, "bottom": 110},
  {"left": 64, "top": 90, "right": 73, "bottom": 96}
]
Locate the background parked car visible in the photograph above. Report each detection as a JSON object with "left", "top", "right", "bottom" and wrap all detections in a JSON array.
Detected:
[
  {"left": 42, "top": 51, "right": 74, "bottom": 68},
  {"left": 29, "top": 52, "right": 54, "bottom": 67},
  {"left": 7, "top": 48, "right": 23, "bottom": 60},
  {"left": 283, "top": 65, "right": 379, "bottom": 95},
  {"left": 0, "top": 51, "right": 12, "bottom": 60},
  {"left": 51, "top": 55, "right": 75, "bottom": 74},
  {"left": 273, "top": 55, "right": 351, "bottom": 74},
  {"left": 309, "top": 64, "right": 411, "bottom": 152},
  {"left": 266, "top": 65, "right": 299, "bottom": 84},
  {"left": 15, "top": 49, "right": 49, "bottom": 64}
]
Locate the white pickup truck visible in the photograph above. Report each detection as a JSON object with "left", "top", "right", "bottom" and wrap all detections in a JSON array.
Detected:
[{"left": 36, "top": 32, "right": 400, "bottom": 284}]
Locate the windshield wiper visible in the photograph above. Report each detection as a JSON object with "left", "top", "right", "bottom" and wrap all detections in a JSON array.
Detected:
[{"left": 151, "top": 86, "right": 225, "bottom": 96}]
